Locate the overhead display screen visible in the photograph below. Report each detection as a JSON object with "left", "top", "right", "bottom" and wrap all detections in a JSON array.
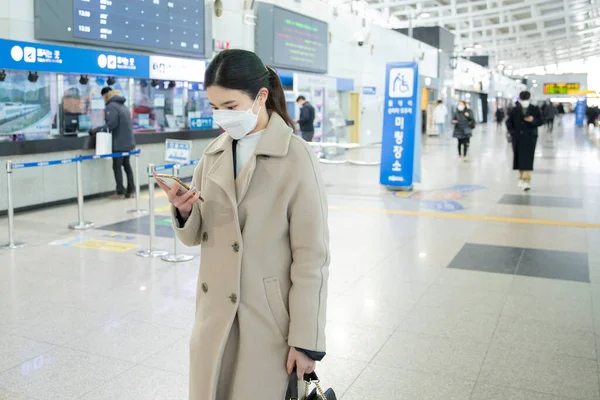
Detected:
[
  {"left": 34, "top": 0, "right": 208, "bottom": 58},
  {"left": 255, "top": 3, "right": 328, "bottom": 74},
  {"left": 543, "top": 82, "right": 580, "bottom": 95}
]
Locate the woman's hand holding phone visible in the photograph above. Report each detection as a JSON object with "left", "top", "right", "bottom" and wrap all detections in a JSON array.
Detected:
[{"left": 154, "top": 172, "right": 201, "bottom": 219}]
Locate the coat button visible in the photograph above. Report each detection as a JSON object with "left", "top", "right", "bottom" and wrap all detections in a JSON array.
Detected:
[
  {"left": 201, "top": 282, "right": 208, "bottom": 293},
  {"left": 202, "top": 232, "right": 208, "bottom": 242},
  {"left": 229, "top": 293, "right": 238, "bottom": 304},
  {"left": 232, "top": 242, "right": 240, "bottom": 253}
]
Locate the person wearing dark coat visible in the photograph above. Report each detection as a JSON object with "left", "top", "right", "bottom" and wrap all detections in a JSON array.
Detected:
[
  {"left": 495, "top": 107, "right": 505, "bottom": 130},
  {"left": 91, "top": 87, "right": 136, "bottom": 199},
  {"left": 506, "top": 91, "right": 543, "bottom": 192},
  {"left": 556, "top": 103, "right": 565, "bottom": 126},
  {"left": 543, "top": 100, "right": 556, "bottom": 132},
  {"left": 295, "top": 95, "right": 316, "bottom": 142},
  {"left": 452, "top": 101, "right": 476, "bottom": 161}
]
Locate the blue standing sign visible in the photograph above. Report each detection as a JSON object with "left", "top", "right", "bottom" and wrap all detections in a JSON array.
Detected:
[
  {"left": 380, "top": 62, "right": 419, "bottom": 188},
  {"left": 575, "top": 98, "right": 586, "bottom": 127}
]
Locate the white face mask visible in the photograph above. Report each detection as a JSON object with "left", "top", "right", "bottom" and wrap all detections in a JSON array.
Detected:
[
  {"left": 520, "top": 100, "right": 530, "bottom": 108},
  {"left": 213, "top": 95, "right": 261, "bottom": 140},
  {"left": 457, "top": 104, "right": 465, "bottom": 111}
]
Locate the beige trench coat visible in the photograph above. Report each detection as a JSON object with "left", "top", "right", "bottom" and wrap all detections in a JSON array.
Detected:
[{"left": 172, "top": 112, "right": 330, "bottom": 400}]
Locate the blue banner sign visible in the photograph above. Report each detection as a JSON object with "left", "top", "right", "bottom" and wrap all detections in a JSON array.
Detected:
[
  {"left": 190, "top": 117, "right": 214, "bottom": 130},
  {"left": 363, "top": 86, "right": 377, "bottom": 95},
  {"left": 1, "top": 39, "right": 149, "bottom": 78},
  {"left": 575, "top": 98, "right": 586, "bottom": 127},
  {"left": 380, "top": 62, "right": 419, "bottom": 188}
]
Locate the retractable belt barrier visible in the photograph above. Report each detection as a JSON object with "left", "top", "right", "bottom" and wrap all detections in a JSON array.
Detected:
[
  {"left": 136, "top": 160, "right": 198, "bottom": 262},
  {"left": 1, "top": 150, "right": 142, "bottom": 250},
  {"left": 309, "top": 142, "right": 382, "bottom": 166}
]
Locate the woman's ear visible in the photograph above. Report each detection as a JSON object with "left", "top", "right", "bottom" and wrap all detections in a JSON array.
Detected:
[{"left": 259, "top": 88, "right": 270, "bottom": 105}]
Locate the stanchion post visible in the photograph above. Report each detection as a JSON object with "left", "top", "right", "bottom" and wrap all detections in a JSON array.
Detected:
[
  {"left": 1, "top": 161, "right": 25, "bottom": 249},
  {"left": 127, "top": 151, "right": 148, "bottom": 215},
  {"left": 161, "top": 163, "right": 194, "bottom": 263},
  {"left": 68, "top": 157, "right": 94, "bottom": 230},
  {"left": 137, "top": 163, "right": 168, "bottom": 258}
]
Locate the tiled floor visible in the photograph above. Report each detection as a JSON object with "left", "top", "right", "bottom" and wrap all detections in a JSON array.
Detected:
[
  {"left": 498, "top": 194, "right": 583, "bottom": 208},
  {"left": 449, "top": 243, "right": 590, "bottom": 282},
  {"left": 1, "top": 117, "right": 600, "bottom": 399}
]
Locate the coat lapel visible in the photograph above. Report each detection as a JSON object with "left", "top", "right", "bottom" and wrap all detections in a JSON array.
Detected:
[
  {"left": 205, "top": 134, "right": 237, "bottom": 209},
  {"left": 234, "top": 155, "right": 257, "bottom": 205},
  {"left": 235, "top": 113, "right": 294, "bottom": 205}
]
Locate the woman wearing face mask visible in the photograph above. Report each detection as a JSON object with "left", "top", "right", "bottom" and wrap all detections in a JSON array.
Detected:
[
  {"left": 451, "top": 101, "right": 476, "bottom": 162},
  {"left": 154, "top": 49, "right": 330, "bottom": 400},
  {"left": 506, "top": 91, "right": 543, "bottom": 191}
]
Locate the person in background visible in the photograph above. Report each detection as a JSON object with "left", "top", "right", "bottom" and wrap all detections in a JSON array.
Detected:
[
  {"left": 433, "top": 100, "right": 448, "bottom": 137},
  {"left": 452, "top": 101, "right": 475, "bottom": 162},
  {"left": 506, "top": 91, "right": 543, "bottom": 192},
  {"left": 556, "top": 102, "right": 565, "bottom": 126},
  {"left": 544, "top": 100, "right": 556, "bottom": 132},
  {"left": 495, "top": 107, "right": 505, "bottom": 131},
  {"left": 155, "top": 49, "right": 330, "bottom": 400},
  {"left": 295, "top": 95, "right": 316, "bottom": 142},
  {"left": 91, "top": 87, "right": 136, "bottom": 199}
]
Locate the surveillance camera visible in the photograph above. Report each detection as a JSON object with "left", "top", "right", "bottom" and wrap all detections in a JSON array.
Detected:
[{"left": 358, "top": 41, "right": 364, "bottom": 47}]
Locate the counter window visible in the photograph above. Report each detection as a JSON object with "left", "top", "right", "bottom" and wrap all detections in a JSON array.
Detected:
[
  {"left": 60, "top": 75, "right": 129, "bottom": 135},
  {"left": 133, "top": 80, "right": 188, "bottom": 133},
  {"left": 0, "top": 70, "right": 57, "bottom": 142},
  {"left": 185, "top": 83, "right": 213, "bottom": 129}
]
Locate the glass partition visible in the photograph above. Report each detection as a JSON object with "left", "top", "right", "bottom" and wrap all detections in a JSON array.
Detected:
[
  {"left": 0, "top": 70, "right": 57, "bottom": 142},
  {"left": 60, "top": 75, "right": 129, "bottom": 135},
  {"left": 0, "top": 71, "right": 213, "bottom": 142},
  {"left": 132, "top": 80, "right": 187, "bottom": 133},
  {"left": 185, "top": 83, "right": 213, "bottom": 129}
]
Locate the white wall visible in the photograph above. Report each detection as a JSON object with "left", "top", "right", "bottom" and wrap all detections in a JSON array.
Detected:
[
  {"left": 492, "top": 72, "right": 526, "bottom": 101},
  {"left": 212, "top": 0, "right": 439, "bottom": 144},
  {"left": 0, "top": 0, "right": 35, "bottom": 41},
  {"left": 453, "top": 58, "right": 489, "bottom": 94}
]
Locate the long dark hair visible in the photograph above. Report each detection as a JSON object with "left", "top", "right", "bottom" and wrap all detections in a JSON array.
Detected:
[{"left": 204, "top": 50, "right": 294, "bottom": 128}]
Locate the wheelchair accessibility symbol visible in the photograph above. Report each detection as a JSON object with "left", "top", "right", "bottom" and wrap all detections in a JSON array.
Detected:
[{"left": 388, "top": 67, "right": 414, "bottom": 98}]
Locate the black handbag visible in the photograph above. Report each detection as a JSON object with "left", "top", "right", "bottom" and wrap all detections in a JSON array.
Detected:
[{"left": 286, "top": 371, "right": 337, "bottom": 400}]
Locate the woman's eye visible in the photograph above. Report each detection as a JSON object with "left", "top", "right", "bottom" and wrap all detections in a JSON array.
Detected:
[{"left": 228, "top": 106, "right": 237, "bottom": 110}]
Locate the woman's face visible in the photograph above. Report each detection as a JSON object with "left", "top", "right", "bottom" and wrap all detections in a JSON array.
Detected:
[{"left": 207, "top": 86, "right": 267, "bottom": 112}]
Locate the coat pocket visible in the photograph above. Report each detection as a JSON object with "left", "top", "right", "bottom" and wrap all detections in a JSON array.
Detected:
[{"left": 263, "top": 277, "right": 290, "bottom": 341}]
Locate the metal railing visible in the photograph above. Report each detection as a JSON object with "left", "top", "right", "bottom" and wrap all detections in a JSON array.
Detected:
[
  {"left": 136, "top": 159, "right": 199, "bottom": 263},
  {"left": 309, "top": 142, "right": 382, "bottom": 166},
  {"left": 1, "top": 150, "right": 141, "bottom": 249}
]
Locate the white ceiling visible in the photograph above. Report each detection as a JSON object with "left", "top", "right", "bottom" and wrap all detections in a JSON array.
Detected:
[{"left": 352, "top": 0, "right": 600, "bottom": 69}]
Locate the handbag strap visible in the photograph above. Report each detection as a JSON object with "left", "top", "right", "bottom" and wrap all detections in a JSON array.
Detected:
[
  {"left": 286, "top": 371, "right": 324, "bottom": 400},
  {"left": 286, "top": 372, "right": 299, "bottom": 400}
]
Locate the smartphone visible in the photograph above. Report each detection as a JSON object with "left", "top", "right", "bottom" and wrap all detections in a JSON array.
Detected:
[{"left": 155, "top": 174, "right": 203, "bottom": 202}]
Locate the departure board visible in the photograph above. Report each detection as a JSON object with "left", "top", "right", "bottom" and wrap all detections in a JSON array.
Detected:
[
  {"left": 34, "top": 0, "right": 208, "bottom": 58},
  {"left": 73, "top": 0, "right": 204, "bottom": 54},
  {"left": 272, "top": 7, "right": 328, "bottom": 73},
  {"left": 255, "top": 4, "right": 328, "bottom": 74},
  {"left": 543, "top": 82, "right": 580, "bottom": 95}
]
